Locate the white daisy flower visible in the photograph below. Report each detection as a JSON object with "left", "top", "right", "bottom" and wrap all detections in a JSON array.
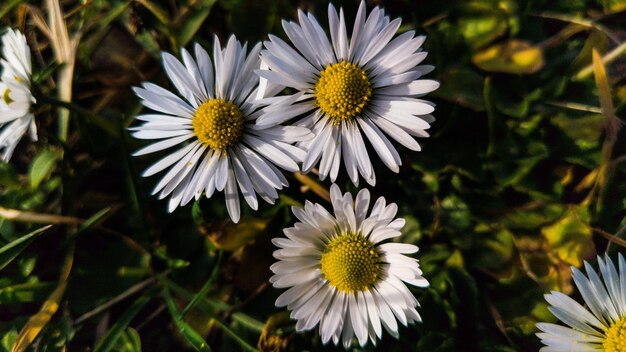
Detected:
[
  {"left": 0, "top": 28, "right": 36, "bottom": 162},
  {"left": 536, "top": 254, "right": 626, "bottom": 352},
  {"left": 256, "top": 1, "right": 439, "bottom": 186},
  {"left": 270, "top": 184, "right": 429, "bottom": 348},
  {"left": 132, "top": 35, "right": 311, "bottom": 222}
]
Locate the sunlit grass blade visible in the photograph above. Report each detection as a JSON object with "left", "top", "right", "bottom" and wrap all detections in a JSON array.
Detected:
[
  {"left": 10, "top": 280, "right": 66, "bottom": 352},
  {"left": 294, "top": 172, "right": 330, "bottom": 202},
  {"left": 11, "top": 243, "right": 74, "bottom": 352},
  {"left": 589, "top": 49, "right": 621, "bottom": 214},
  {"left": 575, "top": 41, "right": 626, "bottom": 79},
  {"left": 592, "top": 49, "right": 619, "bottom": 143},
  {"left": 93, "top": 291, "right": 155, "bottom": 352},
  {"left": 0, "top": 225, "right": 51, "bottom": 271},
  {"left": 0, "top": 207, "right": 80, "bottom": 225}
]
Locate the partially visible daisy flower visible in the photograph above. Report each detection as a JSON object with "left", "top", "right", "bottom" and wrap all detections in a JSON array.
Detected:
[
  {"left": 0, "top": 28, "right": 36, "bottom": 162},
  {"left": 256, "top": 1, "right": 438, "bottom": 186},
  {"left": 270, "top": 184, "right": 429, "bottom": 348},
  {"left": 132, "top": 35, "right": 311, "bottom": 222},
  {"left": 536, "top": 254, "right": 626, "bottom": 351}
]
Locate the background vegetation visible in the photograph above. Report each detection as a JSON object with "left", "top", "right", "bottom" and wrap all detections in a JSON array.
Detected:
[{"left": 1, "top": 0, "right": 625, "bottom": 351}]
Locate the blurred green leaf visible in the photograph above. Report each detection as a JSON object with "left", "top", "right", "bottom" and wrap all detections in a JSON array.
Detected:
[
  {"left": 598, "top": 0, "right": 626, "bottom": 12},
  {"left": 1, "top": 330, "right": 17, "bottom": 352},
  {"left": 552, "top": 113, "right": 604, "bottom": 150},
  {"left": 0, "top": 282, "right": 55, "bottom": 304},
  {"left": 440, "top": 195, "right": 472, "bottom": 231},
  {"left": 542, "top": 206, "right": 594, "bottom": 267},
  {"left": 28, "top": 149, "right": 58, "bottom": 190},
  {"left": 459, "top": 18, "right": 506, "bottom": 49},
  {"left": 205, "top": 218, "right": 268, "bottom": 252},
  {"left": 473, "top": 40, "right": 544, "bottom": 74}
]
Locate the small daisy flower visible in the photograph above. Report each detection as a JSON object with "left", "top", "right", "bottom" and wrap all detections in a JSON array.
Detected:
[
  {"left": 132, "top": 35, "right": 311, "bottom": 222},
  {"left": 256, "top": 1, "right": 439, "bottom": 186},
  {"left": 270, "top": 184, "right": 429, "bottom": 348},
  {"left": 0, "top": 28, "right": 36, "bottom": 162},
  {"left": 536, "top": 254, "right": 626, "bottom": 351}
]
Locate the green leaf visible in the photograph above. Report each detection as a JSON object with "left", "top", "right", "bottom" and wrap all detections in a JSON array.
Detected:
[
  {"left": 93, "top": 292, "right": 154, "bottom": 352},
  {"left": 473, "top": 40, "right": 544, "bottom": 74},
  {"left": 0, "top": 225, "right": 51, "bottom": 271},
  {"left": 440, "top": 195, "right": 472, "bottom": 231},
  {"left": 205, "top": 218, "right": 268, "bottom": 252},
  {"left": 458, "top": 15, "right": 508, "bottom": 49},
  {"left": 541, "top": 206, "right": 594, "bottom": 267},
  {"left": 1, "top": 329, "right": 17, "bottom": 352},
  {"left": 552, "top": 113, "right": 604, "bottom": 150},
  {"left": 29, "top": 150, "right": 58, "bottom": 189},
  {"left": 0, "top": 282, "right": 55, "bottom": 304}
]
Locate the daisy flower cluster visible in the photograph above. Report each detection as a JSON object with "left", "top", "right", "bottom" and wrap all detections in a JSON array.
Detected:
[{"left": 129, "top": 0, "right": 434, "bottom": 346}]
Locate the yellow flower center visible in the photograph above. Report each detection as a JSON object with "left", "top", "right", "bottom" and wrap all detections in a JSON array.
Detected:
[
  {"left": 604, "top": 316, "right": 626, "bottom": 352},
  {"left": 320, "top": 233, "right": 380, "bottom": 293},
  {"left": 314, "top": 61, "right": 372, "bottom": 124},
  {"left": 192, "top": 99, "right": 245, "bottom": 150},
  {"left": 2, "top": 88, "right": 12, "bottom": 104}
]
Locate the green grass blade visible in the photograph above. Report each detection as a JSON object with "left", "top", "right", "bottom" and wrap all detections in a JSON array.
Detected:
[
  {"left": 0, "top": 225, "right": 51, "bottom": 271},
  {"left": 162, "top": 288, "right": 212, "bottom": 352},
  {"left": 93, "top": 291, "right": 154, "bottom": 352}
]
